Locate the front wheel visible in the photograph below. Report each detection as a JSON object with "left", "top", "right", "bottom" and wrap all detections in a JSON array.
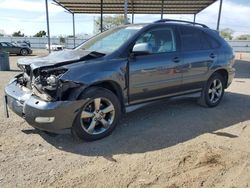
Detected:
[
  {"left": 198, "top": 73, "right": 225, "bottom": 107},
  {"left": 72, "top": 87, "right": 121, "bottom": 141}
]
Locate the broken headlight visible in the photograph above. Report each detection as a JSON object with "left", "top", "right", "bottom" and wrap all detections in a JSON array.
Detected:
[
  {"left": 46, "top": 75, "right": 58, "bottom": 87},
  {"left": 33, "top": 68, "right": 68, "bottom": 100}
]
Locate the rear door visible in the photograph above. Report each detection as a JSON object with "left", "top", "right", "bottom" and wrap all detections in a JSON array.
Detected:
[
  {"left": 129, "top": 26, "right": 182, "bottom": 103},
  {"left": 179, "top": 26, "right": 217, "bottom": 91}
]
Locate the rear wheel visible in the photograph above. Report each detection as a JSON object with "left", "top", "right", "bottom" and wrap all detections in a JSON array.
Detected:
[
  {"left": 20, "top": 49, "right": 28, "bottom": 56},
  {"left": 198, "top": 73, "right": 225, "bottom": 107},
  {"left": 72, "top": 87, "right": 121, "bottom": 141}
]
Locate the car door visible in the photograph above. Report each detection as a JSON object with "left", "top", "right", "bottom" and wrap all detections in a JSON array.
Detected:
[
  {"left": 0, "top": 42, "right": 12, "bottom": 53},
  {"left": 129, "top": 26, "right": 182, "bottom": 103},
  {"left": 178, "top": 26, "right": 217, "bottom": 91},
  {"left": 7, "top": 42, "right": 20, "bottom": 54}
]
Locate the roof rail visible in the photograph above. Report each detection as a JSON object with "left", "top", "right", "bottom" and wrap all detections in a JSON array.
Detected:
[{"left": 154, "top": 19, "right": 209, "bottom": 28}]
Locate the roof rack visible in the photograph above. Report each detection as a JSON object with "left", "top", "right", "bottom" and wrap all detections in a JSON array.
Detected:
[{"left": 154, "top": 19, "right": 209, "bottom": 28}]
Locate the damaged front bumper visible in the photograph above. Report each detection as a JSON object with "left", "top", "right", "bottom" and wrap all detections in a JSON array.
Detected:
[{"left": 4, "top": 78, "right": 85, "bottom": 133}]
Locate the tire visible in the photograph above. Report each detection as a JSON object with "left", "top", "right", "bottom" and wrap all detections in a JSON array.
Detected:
[
  {"left": 198, "top": 73, "right": 225, "bottom": 107},
  {"left": 72, "top": 87, "right": 121, "bottom": 141},
  {"left": 20, "top": 49, "right": 28, "bottom": 56}
]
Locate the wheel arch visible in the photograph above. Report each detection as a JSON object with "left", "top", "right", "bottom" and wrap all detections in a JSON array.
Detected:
[
  {"left": 90, "top": 80, "right": 125, "bottom": 112},
  {"left": 64, "top": 80, "right": 126, "bottom": 112},
  {"left": 211, "top": 68, "right": 229, "bottom": 88}
]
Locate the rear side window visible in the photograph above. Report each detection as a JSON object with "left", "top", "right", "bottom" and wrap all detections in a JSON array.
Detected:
[
  {"left": 204, "top": 33, "right": 220, "bottom": 48},
  {"left": 179, "top": 27, "right": 211, "bottom": 51}
]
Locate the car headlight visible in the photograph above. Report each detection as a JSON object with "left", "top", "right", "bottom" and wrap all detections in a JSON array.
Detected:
[
  {"left": 46, "top": 75, "right": 58, "bottom": 87},
  {"left": 33, "top": 68, "right": 67, "bottom": 98}
]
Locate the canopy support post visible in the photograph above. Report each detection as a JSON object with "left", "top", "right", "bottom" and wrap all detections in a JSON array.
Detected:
[
  {"left": 45, "top": 0, "right": 51, "bottom": 53},
  {"left": 193, "top": 14, "right": 196, "bottom": 23},
  {"left": 161, "top": 0, "right": 164, "bottom": 19},
  {"left": 124, "top": 0, "right": 128, "bottom": 24},
  {"left": 72, "top": 13, "right": 75, "bottom": 48},
  {"left": 132, "top": 0, "right": 134, "bottom": 24},
  {"left": 100, "top": 0, "right": 103, "bottom": 32},
  {"left": 217, "top": 0, "right": 223, "bottom": 31}
]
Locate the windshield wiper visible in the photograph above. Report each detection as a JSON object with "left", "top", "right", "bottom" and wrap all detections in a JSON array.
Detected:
[{"left": 89, "top": 51, "right": 106, "bottom": 58}]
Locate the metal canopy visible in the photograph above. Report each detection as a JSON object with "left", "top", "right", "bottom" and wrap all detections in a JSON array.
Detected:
[
  {"left": 46, "top": 0, "right": 223, "bottom": 53},
  {"left": 55, "top": 0, "right": 217, "bottom": 14}
]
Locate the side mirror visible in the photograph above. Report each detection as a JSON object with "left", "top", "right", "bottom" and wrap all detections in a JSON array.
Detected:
[{"left": 132, "top": 43, "right": 152, "bottom": 56}]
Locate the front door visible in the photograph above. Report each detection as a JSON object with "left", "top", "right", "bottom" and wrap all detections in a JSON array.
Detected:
[
  {"left": 129, "top": 26, "right": 182, "bottom": 103},
  {"left": 0, "top": 42, "right": 12, "bottom": 53}
]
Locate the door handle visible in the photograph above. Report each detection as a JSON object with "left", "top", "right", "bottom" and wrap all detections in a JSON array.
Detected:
[
  {"left": 209, "top": 53, "right": 216, "bottom": 59},
  {"left": 172, "top": 57, "right": 180, "bottom": 63}
]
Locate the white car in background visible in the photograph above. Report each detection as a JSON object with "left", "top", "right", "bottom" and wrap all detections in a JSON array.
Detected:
[{"left": 46, "top": 43, "right": 64, "bottom": 51}]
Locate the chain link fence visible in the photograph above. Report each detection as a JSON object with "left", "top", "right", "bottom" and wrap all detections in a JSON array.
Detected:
[{"left": 0, "top": 36, "right": 88, "bottom": 49}]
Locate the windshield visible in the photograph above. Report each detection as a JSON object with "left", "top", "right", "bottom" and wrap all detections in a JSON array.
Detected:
[{"left": 77, "top": 25, "right": 142, "bottom": 54}]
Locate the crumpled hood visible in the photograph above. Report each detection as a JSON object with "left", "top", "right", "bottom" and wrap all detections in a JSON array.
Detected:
[{"left": 17, "top": 49, "right": 93, "bottom": 70}]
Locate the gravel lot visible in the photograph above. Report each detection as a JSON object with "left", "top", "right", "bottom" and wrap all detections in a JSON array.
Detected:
[{"left": 0, "top": 50, "right": 249, "bottom": 188}]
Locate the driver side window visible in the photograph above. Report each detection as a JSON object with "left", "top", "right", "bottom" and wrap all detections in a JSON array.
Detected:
[{"left": 134, "top": 27, "right": 176, "bottom": 54}]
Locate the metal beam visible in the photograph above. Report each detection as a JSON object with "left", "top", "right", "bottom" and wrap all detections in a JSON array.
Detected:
[
  {"left": 59, "top": 2, "right": 213, "bottom": 6},
  {"left": 217, "top": 0, "right": 223, "bottom": 31},
  {"left": 100, "top": 0, "right": 103, "bottom": 32},
  {"left": 65, "top": 5, "right": 208, "bottom": 9},
  {"left": 71, "top": 7, "right": 202, "bottom": 11},
  {"left": 72, "top": 13, "right": 75, "bottom": 48},
  {"left": 124, "top": 0, "right": 128, "bottom": 24},
  {"left": 193, "top": 14, "right": 196, "bottom": 23},
  {"left": 45, "top": 0, "right": 51, "bottom": 53},
  {"left": 73, "top": 10, "right": 199, "bottom": 14}
]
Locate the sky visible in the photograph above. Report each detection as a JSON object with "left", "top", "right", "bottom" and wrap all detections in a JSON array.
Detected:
[{"left": 0, "top": 0, "right": 250, "bottom": 37}]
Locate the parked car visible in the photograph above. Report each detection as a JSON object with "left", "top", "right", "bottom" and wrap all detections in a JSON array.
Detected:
[
  {"left": 16, "top": 40, "right": 31, "bottom": 48},
  {"left": 11, "top": 42, "right": 29, "bottom": 48},
  {"left": 4, "top": 19, "right": 235, "bottom": 141},
  {"left": 0, "top": 42, "right": 32, "bottom": 56},
  {"left": 46, "top": 43, "right": 64, "bottom": 51}
]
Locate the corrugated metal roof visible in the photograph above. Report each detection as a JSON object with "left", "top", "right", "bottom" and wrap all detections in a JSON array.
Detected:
[{"left": 54, "top": 0, "right": 217, "bottom": 14}]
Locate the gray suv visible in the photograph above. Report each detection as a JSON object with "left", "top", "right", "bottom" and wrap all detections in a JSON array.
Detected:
[{"left": 4, "top": 20, "right": 235, "bottom": 141}]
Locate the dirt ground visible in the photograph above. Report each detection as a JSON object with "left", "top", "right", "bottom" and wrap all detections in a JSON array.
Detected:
[{"left": 0, "top": 50, "right": 249, "bottom": 188}]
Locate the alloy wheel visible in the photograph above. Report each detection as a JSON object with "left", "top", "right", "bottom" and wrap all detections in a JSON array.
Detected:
[
  {"left": 208, "top": 79, "right": 223, "bottom": 103},
  {"left": 80, "top": 97, "right": 115, "bottom": 135}
]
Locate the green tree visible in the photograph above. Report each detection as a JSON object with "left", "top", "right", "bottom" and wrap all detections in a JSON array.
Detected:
[
  {"left": 236, "top": 34, "right": 250, "bottom": 40},
  {"left": 34, "top": 30, "right": 46, "bottom": 37},
  {"left": 59, "top": 36, "right": 65, "bottom": 44},
  {"left": 220, "top": 28, "right": 234, "bottom": 40},
  {"left": 12, "top": 31, "right": 24, "bottom": 37},
  {"left": 94, "top": 15, "right": 130, "bottom": 33}
]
